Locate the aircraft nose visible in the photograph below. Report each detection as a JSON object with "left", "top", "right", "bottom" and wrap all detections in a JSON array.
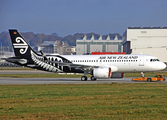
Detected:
[{"left": 161, "top": 62, "right": 166, "bottom": 70}]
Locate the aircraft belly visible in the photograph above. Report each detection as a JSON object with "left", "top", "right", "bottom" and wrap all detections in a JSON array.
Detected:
[{"left": 116, "top": 63, "right": 139, "bottom": 72}]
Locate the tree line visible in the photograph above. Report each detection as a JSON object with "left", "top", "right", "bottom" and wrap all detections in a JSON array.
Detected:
[{"left": 0, "top": 31, "right": 121, "bottom": 51}]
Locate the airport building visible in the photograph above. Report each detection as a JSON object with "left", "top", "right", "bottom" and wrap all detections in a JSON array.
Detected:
[
  {"left": 122, "top": 27, "right": 167, "bottom": 62},
  {"left": 40, "top": 41, "right": 58, "bottom": 54},
  {"left": 76, "top": 34, "right": 123, "bottom": 55},
  {"left": 39, "top": 40, "right": 75, "bottom": 55}
]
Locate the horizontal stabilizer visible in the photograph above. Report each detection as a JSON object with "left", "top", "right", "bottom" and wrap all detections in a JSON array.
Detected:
[{"left": 2, "top": 58, "right": 27, "bottom": 64}]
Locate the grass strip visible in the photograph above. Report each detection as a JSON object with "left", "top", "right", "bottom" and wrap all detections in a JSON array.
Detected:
[
  {"left": 0, "top": 84, "right": 167, "bottom": 119},
  {"left": 0, "top": 74, "right": 85, "bottom": 78},
  {"left": 0, "top": 67, "right": 33, "bottom": 70},
  {"left": 124, "top": 72, "right": 167, "bottom": 77}
]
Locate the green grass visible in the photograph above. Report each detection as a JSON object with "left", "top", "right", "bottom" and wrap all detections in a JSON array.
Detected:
[
  {"left": 124, "top": 72, "right": 167, "bottom": 77},
  {"left": 0, "top": 84, "right": 167, "bottom": 119},
  {"left": 0, "top": 67, "right": 33, "bottom": 70},
  {"left": 0, "top": 73, "right": 86, "bottom": 78}
]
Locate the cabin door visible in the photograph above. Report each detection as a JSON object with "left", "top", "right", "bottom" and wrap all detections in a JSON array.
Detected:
[{"left": 139, "top": 56, "right": 144, "bottom": 66}]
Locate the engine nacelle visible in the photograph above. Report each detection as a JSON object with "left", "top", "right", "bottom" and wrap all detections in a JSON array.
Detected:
[{"left": 93, "top": 67, "right": 111, "bottom": 78}]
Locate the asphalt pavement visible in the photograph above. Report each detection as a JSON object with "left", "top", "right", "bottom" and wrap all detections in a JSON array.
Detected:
[
  {"left": 0, "top": 70, "right": 166, "bottom": 85},
  {"left": 0, "top": 77, "right": 166, "bottom": 85}
]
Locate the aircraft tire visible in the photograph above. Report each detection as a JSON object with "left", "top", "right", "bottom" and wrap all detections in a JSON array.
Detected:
[
  {"left": 81, "top": 76, "right": 87, "bottom": 81},
  {"left": 91, "top": 76, "right": 97, "bottom": 81}
]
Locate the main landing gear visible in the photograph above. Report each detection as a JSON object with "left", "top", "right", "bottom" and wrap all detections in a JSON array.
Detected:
[
  {"left": 90, "top": 76, "right": 97, "bottom": 81},
  {"left": 81, "top": 76, "right": 97, "bottom": 81},
  {"left": 81, "top": 76, "right": 87, "bottom": 81}
]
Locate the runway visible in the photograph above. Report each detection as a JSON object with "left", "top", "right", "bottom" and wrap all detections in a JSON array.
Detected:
[
  {"left": 0, "top": 77, "right": 167, "bottom": 85},
  {"left": 0, "top": 70, "right": 166, "bottom": 85}
]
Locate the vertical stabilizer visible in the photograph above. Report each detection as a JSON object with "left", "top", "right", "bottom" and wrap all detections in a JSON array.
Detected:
[{"left": 9, "top": 29, "right": 38, "bottom": 58}]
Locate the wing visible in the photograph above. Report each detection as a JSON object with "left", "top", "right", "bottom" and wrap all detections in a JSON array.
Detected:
[{"left": 46, "top": 60, "right": 98, "bottom": 73}]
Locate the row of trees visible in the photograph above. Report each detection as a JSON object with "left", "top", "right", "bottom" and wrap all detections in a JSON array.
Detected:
[
  {"left": 0, "top": 31, "right": 85, "bottom": 47},
  {"left": 0, "top": 31, "right": 121, "bottom": 51}
]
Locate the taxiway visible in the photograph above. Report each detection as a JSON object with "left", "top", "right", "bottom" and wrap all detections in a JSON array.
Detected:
[
  {"left": 0, "top": 70, "right": 166, "bottom": 85},
  {"left": 0, "top": 77, "right": 166, "bottom": 85}
]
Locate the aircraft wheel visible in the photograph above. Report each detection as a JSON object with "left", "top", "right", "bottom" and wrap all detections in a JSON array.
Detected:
[
  {"left": 91, "top": 76, "right": 97, "bottom": 81},
  {"left": 81, "top": 76, "right": 87, "bottom": 81}
]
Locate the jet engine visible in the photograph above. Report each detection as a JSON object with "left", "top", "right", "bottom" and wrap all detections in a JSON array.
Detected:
[{"left": 92, "top": 67, "right": 111, "bottom": 78}]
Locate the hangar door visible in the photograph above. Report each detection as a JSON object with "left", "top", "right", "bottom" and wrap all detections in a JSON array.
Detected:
[{"left": 139, "top": 56, "right": 144, "bottom": 66}]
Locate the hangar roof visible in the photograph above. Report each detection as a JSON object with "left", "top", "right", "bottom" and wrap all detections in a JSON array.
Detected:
[
  {"left": 40, "top": 41, "right": 56, "bottom": 46},
  {"left": 128, "top": 27, "right": 167, "bottom": 29}
]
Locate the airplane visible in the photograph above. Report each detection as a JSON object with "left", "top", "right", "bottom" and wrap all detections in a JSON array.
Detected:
[{"left": 3, "top": 29, "right": 166, "bottom": 81}]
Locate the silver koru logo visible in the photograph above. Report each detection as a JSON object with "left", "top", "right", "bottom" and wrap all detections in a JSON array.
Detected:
[{"left": 13, "top": 37, "right": 28, "bottom": 54}]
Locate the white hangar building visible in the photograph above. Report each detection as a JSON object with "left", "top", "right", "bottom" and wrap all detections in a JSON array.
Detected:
[
  {"left": 76, "top": 34, "right": 123, "bottom": 55},
  {"left": 122, "top": 27, "right": 167, "bottom": 62}
]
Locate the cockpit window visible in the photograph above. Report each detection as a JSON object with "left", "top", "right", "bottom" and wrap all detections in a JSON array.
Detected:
[{"left": 150, "top": 59, "right": 160, "bottom": 62}]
